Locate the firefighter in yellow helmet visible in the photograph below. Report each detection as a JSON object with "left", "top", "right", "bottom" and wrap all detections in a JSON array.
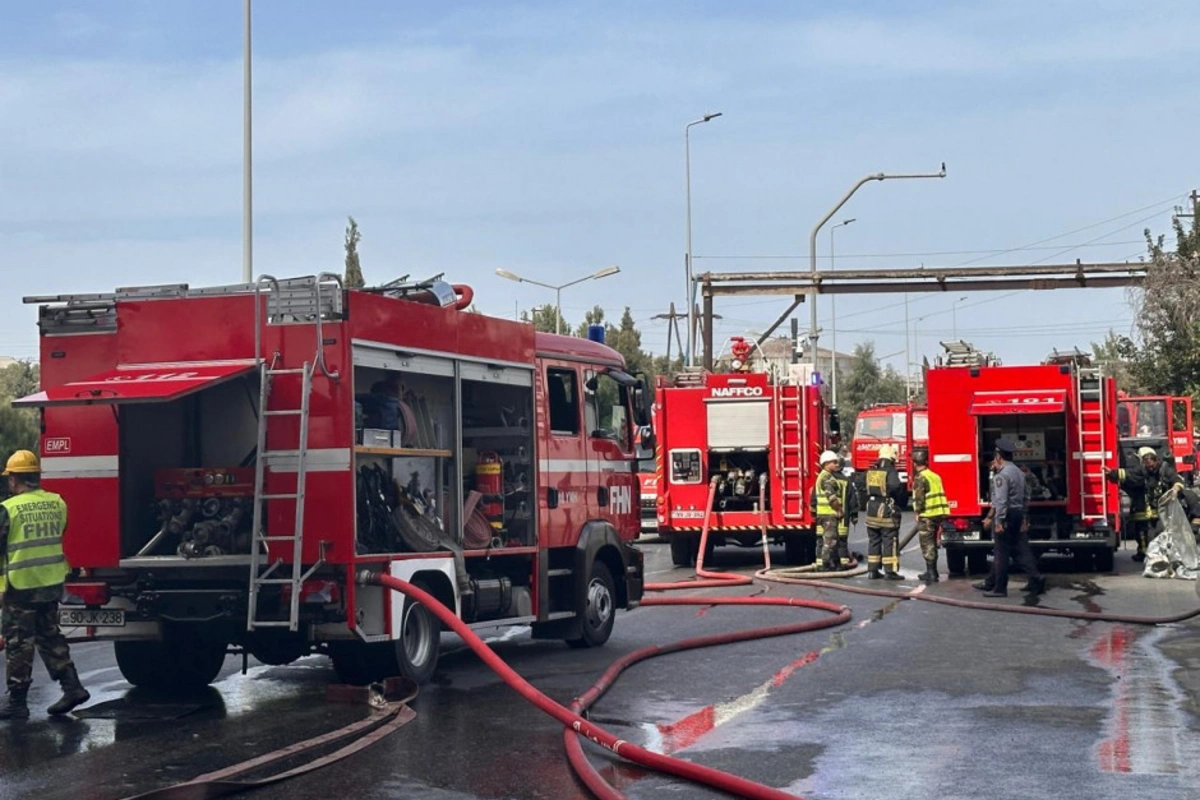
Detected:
[
  {"left": 864, "top": 444, "right": 906, "bottom": 579},
  {"left": 1106, "top": 446, "right": 1184, "bottom": 562},
  {"left": 0, "top": 450, "right": 90, "bottom": 721}
]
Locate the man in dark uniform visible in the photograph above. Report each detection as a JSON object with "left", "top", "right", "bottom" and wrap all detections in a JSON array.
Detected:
[
  {"left": 864, "top": 445, "right": 906, "bottom": 580},
  {"left": 1106, "top": 446, "right": 1184, "bottom": 562},
  {"left": 977, "top": 439, "right": 1045, "bottom": 597},
  {"left": 0, "top": 450, "right": 90, "bottom": 721}
]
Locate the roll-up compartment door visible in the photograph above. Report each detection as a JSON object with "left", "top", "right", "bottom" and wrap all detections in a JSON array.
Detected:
[{"left": 706, "top": 400, "right": 770, "bottom": 450}]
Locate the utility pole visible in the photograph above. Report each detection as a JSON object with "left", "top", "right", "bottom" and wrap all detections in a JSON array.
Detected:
[
  {"left": 242, "top": 0, "right": 253, "bottom": 284},
  {"left": 653, "top": 303, "right": 686, "bottom": 367}
]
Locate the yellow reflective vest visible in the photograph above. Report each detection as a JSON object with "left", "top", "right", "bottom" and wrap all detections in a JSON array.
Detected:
[
  {"left": 917, "top": 469, "right": 950, "bottom": 519},
  {"left": 1, "top": 489, "right": 70, "bottom": 592}
]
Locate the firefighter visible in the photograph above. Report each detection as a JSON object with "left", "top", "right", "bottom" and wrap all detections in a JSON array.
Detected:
[
  {"left": 0, "top": 450, "right": 90, "bottom": 721},
  {"left": 912, "top": 450, "right": 949, "bottom": 583},
  {"left": 1106, "top": 446, "right": 1185, "bottom": 562},
  {"left": 864, "top": 445, "right": 905, "bottom": 580},
  {"left": 978, "top": 439, "right": 1045, "bottom": 597},
  {"left": 813, "top": 451, "right": 847, "bottom": 571}
]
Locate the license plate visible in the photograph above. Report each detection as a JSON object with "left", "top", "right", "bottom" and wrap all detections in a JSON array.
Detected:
[
  {"left": 963, "top": 531, "right": 981, "bottom": 541},
  {"left": 58, "top": 608, "right": 125, "bottom": 628}
]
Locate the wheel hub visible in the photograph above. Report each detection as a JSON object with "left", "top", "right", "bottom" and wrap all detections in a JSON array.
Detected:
[{"left": 585, "top": 578, "right": 613, "bottom": 629}]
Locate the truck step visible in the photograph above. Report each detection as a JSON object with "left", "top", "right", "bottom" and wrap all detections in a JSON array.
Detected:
[{"left": 547, "top": 568, "right": 573, "bottom": 578}]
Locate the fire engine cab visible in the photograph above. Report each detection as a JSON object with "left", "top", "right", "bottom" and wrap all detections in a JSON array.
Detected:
[
  {"left": 927, "top": 343, "right": 1120, "bottom": 575},
  {"left": 17, "top": 274, "right": 647, "bottom": 689},
  {"left": 1116, "top": 393, "right": 1195, "bottom": 483},
  {"left": 653, "top": 337, "right": 838, "bottom": 567},
  {"left": 851, "top": 403, "right": 928, "bottom": 484}
]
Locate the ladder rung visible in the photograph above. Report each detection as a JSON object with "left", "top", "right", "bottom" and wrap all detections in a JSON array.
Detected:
[
  {"left": 259, "top": 535, "right": 300, "bottom": 541},
  {"left": 260, "top": 493, "right": 299, "bottom": 500},
  {"left": 267, "top": 368, "right": 308, "bottom": 375},
  {"left": 264, "top": 409, "right": 303, "bottom": 416},
  {"left": 254, "top": 578, "right": 301, "bottom": 585},
  {"left": 547, "top": 568, "right": 573, "bottom": 577},
  {"left": 263, "top": 450, "right": 302, "bottom": 458},
  {"left": 246, "top": 620, "right": 295, "bottom": 628}
]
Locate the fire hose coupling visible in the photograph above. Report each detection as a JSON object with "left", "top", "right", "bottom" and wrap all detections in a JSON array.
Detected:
[{"left": 356, "top": 568, "right": 385, "bottom": 586}]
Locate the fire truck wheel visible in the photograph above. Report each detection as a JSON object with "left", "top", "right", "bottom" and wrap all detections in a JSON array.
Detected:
[
  {"left": 783, "top": 532, "right": 816, "bottom": 566},
  {"left": 945, "top": 548, "right": 967, "bottom": 576},
  {"left": 567, "top": 561, "right": 616, "bottom": 649},
  {"left": 1094, "top": 547, "right": 1115, "bottom": 574},
  {"left": 670, "top": 535, "right": 696, "bottom": 567},
  {"left": 967, "top": 551, "right": 989, "bottom": 575},
  {"left": 114, "top": 635, "right": 226, "bottom": 690},
  {"left": 395, "top": 578, "right": 441, "bottom": 684}
]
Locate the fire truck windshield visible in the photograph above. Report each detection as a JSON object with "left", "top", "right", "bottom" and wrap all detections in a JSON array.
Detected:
[
  {"left": 856, "top": 413, "right": 906, "bottom": 439},
  {"left": 1119, "top": 399, "right": 1168, "bottom": 438}
]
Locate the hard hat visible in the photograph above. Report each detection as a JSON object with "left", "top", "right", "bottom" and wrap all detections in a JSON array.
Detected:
[
  {"left": 3, "top": 450, "right": 40, "bottom": 475},
  {"left": 819, "top": 450, "right": 840, "bottom": 466},
  {"left": 878, "top": 444, "right": 898, "bottom": 461},
  {"left": 1137, "top": 446, "right": 1159, "bottom": 460}
]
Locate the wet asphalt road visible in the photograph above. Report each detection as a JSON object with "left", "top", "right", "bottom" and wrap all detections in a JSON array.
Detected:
[{"left": 3, "top": 524, "right": 1200, "bottom": 800}]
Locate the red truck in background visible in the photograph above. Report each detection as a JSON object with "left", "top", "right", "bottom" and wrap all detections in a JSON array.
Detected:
[
  {"left": 927, "top": 344, "right": 1120, "bottom": 576},
  {"left": 17, "top": 274, "right": 646, "bottom": 691},
  {"left": 1116, "top": 393, "right": 1195, "bottom": 483},
  {"left": 851, "top": 403, "right": 928, "bottom": 484},
  {"left": 635, "top": 412, "right": 658, "bottom": 536},
  {"left": 653, "top": 351, "right": 838, "bottom": 568}
]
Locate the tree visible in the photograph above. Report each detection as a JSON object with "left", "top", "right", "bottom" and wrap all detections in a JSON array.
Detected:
[
  {"left": 344, "top": 216, "right": 364, "bottom": 289},
  {"left": 521, "top": 304, "right": 570, "bottom": 334},
  {"left": 838, "top": 342, "right": 907, "bottom": 422},
  {"left": 1090, "top": 331, "right": 1141, "bottom": 393},
  {"left": 0, "top": 360, "right": 40, "bottom": 460},
  {"left": 574, "top": 306, "right": 606, "bottom": 338},
  {"left": 1123, "top": 205, "right": 1200, "bottom": 396}
]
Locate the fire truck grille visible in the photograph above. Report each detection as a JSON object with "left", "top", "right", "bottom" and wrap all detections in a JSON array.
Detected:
[{"left": 641, "top": 497, "right": 656, "bottom": 510}]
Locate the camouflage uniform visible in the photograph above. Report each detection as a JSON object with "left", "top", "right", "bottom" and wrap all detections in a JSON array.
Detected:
[
  {"left": 912, "top": 475, "right": 938, "bottom": 563},
  {"left": 814, "top": 469, "right": 844, "bottom": 568},
  {"left": 1, "top": 505, "right": 75, "bottom": 694}
]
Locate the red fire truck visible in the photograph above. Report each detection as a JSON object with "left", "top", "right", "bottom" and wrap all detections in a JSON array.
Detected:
[
  {"left": 653, "top": 343, "right": 838, "bottom": 567},
  {"left": 635, "top": 417, "right": 659, "bottom": 536},
  {"left": 1116, "top": 393, "right": 1195, "bottom": 482},
  {"left": 927, "top": 344, "right": 1120, "bottom": 575},
  {"left": 851, "top": 403, "right": 928, "bottom": 483},
  {"left": 16, "top": 274, "right": 647, "bottom": 689}
]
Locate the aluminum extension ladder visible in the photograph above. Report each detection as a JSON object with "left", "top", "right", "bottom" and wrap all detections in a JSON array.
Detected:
[{"left": 246, "top": 273, "right": 342, "bottom": 632}]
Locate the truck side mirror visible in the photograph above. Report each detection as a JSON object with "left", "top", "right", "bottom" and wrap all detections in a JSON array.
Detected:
[
  {"left": 829, "top": 408, "right": 841, "bottom": 434},
  {"left": 633, "top": 375, "right": 653, "bottom": 428}
]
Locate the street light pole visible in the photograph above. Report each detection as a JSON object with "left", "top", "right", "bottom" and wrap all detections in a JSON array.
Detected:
[
  {"left": 685, "top": 112, "right": 722, "bottom": 367},
  {"left": 495, "top": 266, "right": 622, "bottom": 335},
  {"left": 829, "top": 217, "right": 855, "bottom": 407},
  {"left": 242, "top": 0, "right": 253, "bottom": 284},
  {"left": 807, "top": 164, "right": 947, "bottom": 365},
  {"left": 951, "top": 295, "right": 968, "bottom": 339}
]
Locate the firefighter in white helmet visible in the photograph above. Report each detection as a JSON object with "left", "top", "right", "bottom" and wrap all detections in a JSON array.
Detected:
[
  {"left": 812, "top": 451, "right": 848, "bottom": 570},
  {"left": 1106, "top": 445, "right": 1185, "bottom": 562}
]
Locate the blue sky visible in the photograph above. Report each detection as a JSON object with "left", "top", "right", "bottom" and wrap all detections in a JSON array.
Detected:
[{"left": 2, "top": 1, "right": 1197, "bottom": 371}]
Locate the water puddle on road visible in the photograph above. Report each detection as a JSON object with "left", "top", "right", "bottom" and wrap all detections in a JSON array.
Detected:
[{"left": 1087, "top": 625, "right": 1194, "bottom": 775}]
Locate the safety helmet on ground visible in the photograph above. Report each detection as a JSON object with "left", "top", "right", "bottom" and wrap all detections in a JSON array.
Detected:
[
  {"left": 819, "top": 450, "right": 840, "bottom": 466},
  {"left": 3, "top": 450, "right": 40, "bottom": 475},
  {"left": 878, "top": 444, "right": 898, "bottom": 461},
  {"left": 1137, "top": 446, "right": 1159, "bottom": 460}
]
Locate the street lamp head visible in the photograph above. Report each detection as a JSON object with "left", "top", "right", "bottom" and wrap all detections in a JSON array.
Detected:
[
  {"left": 939, "top": 162, "right": 947, "bottom": 177},
  {"left": 840, "top": 218, "right": 857, "bottom": 227},
  {"left": 703, "top": 112, "right": 723, "bottom": 122},
  {"left": 592, "top": 265, "right": 621, "bottom": 280},
  {"left": 495, "top": 268, "right": 522, "bottom": 283}
]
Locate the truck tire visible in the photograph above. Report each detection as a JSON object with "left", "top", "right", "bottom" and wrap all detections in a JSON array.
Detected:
[
  {"left": 567, "top": 561, "right": 616, "bottom": 649},
  {"left": 394, "top": 578, "right": 441, "bottom": 684},
  {"left": 1094, "top": 547, "right": 1115, "bottom": 574},
  {"left": 784, "top": 532, "right": 816, "bottom": 566},
  {"left": 114, "top": 635, "right": 227, "bottom": 691},
  {"left": 967, "top": 551, "right": 989, "bottom": 575},
  {"left": 946, "top": 548, "right": 967, "bottom": 576},
  {"left": 670, "top": 535, "right": 695, "bottom": 567}
]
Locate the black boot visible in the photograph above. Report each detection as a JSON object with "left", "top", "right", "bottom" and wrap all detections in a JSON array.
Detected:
[
  {"left": 0, "top": 689, "right": 30, "bottom": 721},
  {"left": 1021, "top": 576, "right": 1046, "bottom": 595},
  {"left": 923, "top": 559, "right": 939, "bottom": 584},
  {"left": 884, "top": 570, "right": 904, "bottom": 581},
  {"left": 973, "top": 580, "right": 993, "bottom": 591},
  {"left": 867, "top": 569, "right": 883, "bottom": 580},
  {"left": 47, "top": 666, "right": 90, "bottom": 715},
  {"left": 1132, "top": 550, "right": 1146, "bottom": 563}
]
